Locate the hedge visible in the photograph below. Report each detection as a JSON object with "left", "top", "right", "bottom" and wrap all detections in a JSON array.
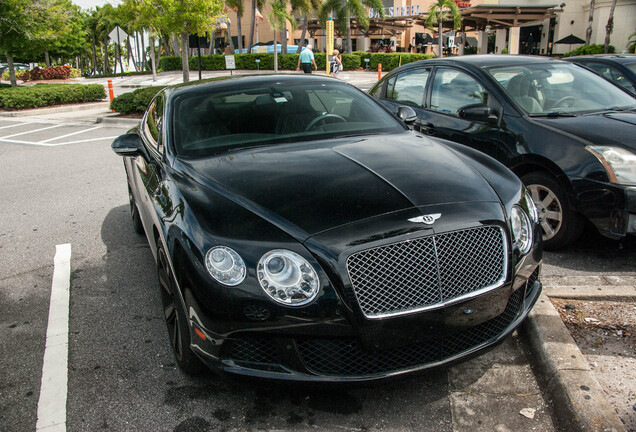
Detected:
[
  {"left": 2, "top": 66, "right": 81, "bottom": 81},
  {"left": 0, "top": 84, "right": 106, "bottom": 110},
  {"left": 562, "top": 44, "right": 615, "bottom": 58},
  {"left": 110, "top": 86, "right": 164, "bottom": 114},
  {"left": 354, "top": 52, "right": 435, "bottom": 71},
  {"left": 159, "top": 52, "right": 362, "bottom": 71}
]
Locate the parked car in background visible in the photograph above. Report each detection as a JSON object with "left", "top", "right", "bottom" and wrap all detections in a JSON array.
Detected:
[
  {"left": 0, "top": 63, "right": 30, "bottom": 74},
  {"left": 369, "top": 55, "right": 636, "bottom": 249},
  {"left": 564, "top": 54, "right": 636, "bottom": 96},
  {"left": 112, "top": 75, "right": 542, "bottom": 381}
]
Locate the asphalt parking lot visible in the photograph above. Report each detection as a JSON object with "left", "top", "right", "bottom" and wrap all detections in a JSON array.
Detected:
[{"left": 0, "top": 109, "right": 634, "bottom": 431}]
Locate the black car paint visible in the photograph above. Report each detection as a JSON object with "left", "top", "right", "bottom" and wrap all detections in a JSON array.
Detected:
[
  {"left": 113, "top": 75, "right": 542, "bottom": 381},
  {"left": 565, "top": 55, "right": 636, "bottom": 96},
  {"left": 370, "top": 55, "right": 636, "bottom": 240}
]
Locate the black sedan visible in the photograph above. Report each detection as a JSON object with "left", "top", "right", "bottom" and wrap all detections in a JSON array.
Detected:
[
  {"left": 565, "top": 54, "right": 636, "bottom": 95},
  {"left": 112, "top": 75, "right": 542, "bottom": 381},
  {"left": 370, "top": 55, "right": 636, "bottom": 249}
]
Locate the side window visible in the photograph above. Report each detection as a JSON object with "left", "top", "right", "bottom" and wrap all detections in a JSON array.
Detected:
[
  {"left": 585, "top": 62, "right": 614, "bottom": 80},
  {"left": 430, "top": 68, "right": 489, "bottom": 116},
  {"left": 143, "top": 94, "right": 164, "bottom": 154},
  {"left": 386, "top": 69, "right": 429, "bottom": 107},
  {"left": 368, "top": 81, "right": 383, "bottom": 98}
]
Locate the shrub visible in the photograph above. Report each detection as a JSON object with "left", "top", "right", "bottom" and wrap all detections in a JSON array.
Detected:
[
  {"left": 354, "top": 52, "right": 434, "bottom": 71},
  {"left": 0, "top": 83, "right": 106, "bottom": 110},
  {"left": 18, "top": 66, "right": 74, "bottom": 81},
  {"left": 562, "top": 44, "right": 615, "bottom": 57},
  {"left": 110, "top": 86, "right": 165, "bottom": 114}
]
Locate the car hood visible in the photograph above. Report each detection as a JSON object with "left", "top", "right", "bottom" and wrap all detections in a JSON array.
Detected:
[
  {"left": 532, "top": 111, "right": 636, "bottom": 151},
  {"left": 178, "top": 133, "right": 502, "bottom": 241}
]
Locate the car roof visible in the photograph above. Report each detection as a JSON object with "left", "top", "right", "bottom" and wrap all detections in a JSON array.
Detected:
[
  {"left": 390, "top": 54, "right": 568, "bottom": 74},
  {"left": 565, "top": 54, "right": 636, "bottom": 64},
  {"left": 163, "top": 74, "right": 347, "bottom": 99}
]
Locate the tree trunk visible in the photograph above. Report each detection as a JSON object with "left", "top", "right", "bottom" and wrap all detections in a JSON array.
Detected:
[
  {"left": 274, "top": 36, "right": 278, "bottom": 72},
  {"left": 181, "top": 32, "right": 190, "bottom": 82},
  {"left": 117, "top": 43, "right": 125, "bottom": 73},
  {"left": 603, "top": 0, "right": 617, "bottom": 53},
  {"left": 103, "top": 40, "right": 110, "bottom": 74},
  {"left": 227, "top": 25, "right": 236, "bottom": 52},
  {"left": 150, "top": 35, "right": 157, "bottom": 81},
  {"left": 171, "top": 34, "right": 180, "bottom": 56},
  {"left": 7, "top": 53, "right": 17, "bottom": 87},
  {"left": 156, "top": 36, "right": 162, "bottom": 68},
  {"left": 135, "top": 32, "right": 142, "bottom": 70},
  {"left": 438, "top": 18, "right": 443, "bottom": 57},
  {"left": 281, "top": 29, "right": 287, "bottom": 54},
  {"left": 585, "top": 0, "right": 595, "bottom": 45},
  {"left": 44, "top": 49, "right": 51, "bottom": 67},
  {"left": 91, "top": 31, "right": 98, "bottom": 75},
  {"left": 236, "top": 10, "right": 244, "bottom": 52},
  {"left": 346, "top": 9, "right": 353, "bottom": 54},
  {"left": 127, "top": 38, "right": 138, "bottom": 71},
  {"left": 163, "top": 35, "right": 171, "bottom": 56},
  {"left": 297, "top": 14, "right": 308, "bottom": 53},
  {"left": 140, "top": 31, "right": 147, "bottom": 71},
  {"left": 247, "top": 0, "right": 256, "bottom": 53}
]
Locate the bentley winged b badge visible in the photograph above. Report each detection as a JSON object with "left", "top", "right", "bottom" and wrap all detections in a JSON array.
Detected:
[{"left": 408, "top": 213, "right": 442, "bottom": 225}]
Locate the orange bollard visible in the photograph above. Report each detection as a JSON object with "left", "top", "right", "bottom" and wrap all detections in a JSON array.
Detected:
[
  {"left": 378, "top": 63, "right": 382, "bottom": 80},
  {"left": 107, "top": 79, "right": 115, "bottom": 112}
]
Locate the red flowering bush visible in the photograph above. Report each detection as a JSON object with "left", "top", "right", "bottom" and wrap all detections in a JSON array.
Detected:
[{"left": 19, "top": 66, "right": 72, "bottom": 81}]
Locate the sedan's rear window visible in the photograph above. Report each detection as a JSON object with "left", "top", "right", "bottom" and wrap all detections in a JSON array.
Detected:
[{"left": 172, "top": 81, "right": 404, "bottom": 157}]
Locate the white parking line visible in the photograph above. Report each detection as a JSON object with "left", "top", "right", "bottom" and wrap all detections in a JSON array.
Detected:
[
  {"left": 0, "top": 136, "right": 119, "bottom": 147},
  {"left": 0, "top": 124, "right": 61, "bottom": 139},
  {"left": 41, "top": 126, "right": 102, "bottom": 143},
  {"left": 36, "top": 244, "right": 71, "bottom": 432},
  {"left": 0, "top": 121, "right": 32, "bottom": 130}
]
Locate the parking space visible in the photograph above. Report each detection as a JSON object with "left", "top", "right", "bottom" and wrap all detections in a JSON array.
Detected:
[{"left": 0, "top": 119, "right": 123, "bottom": 147}]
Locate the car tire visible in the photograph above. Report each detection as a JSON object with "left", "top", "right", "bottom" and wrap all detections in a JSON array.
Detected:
[
  {"left": 522, "top": 171, "right": 584, "bottom": 250},
  {"left": 128, "top": 184, "right": 144, "bottom": 235},
  {"left": 157, "top": 246, "right": 206, "bottom": 375}
]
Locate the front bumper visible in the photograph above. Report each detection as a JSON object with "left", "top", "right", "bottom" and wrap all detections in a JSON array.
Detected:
[
  {"left": 574, "top": 179, "right": 636, "bottom": 238},
  {"left": 186, "top": 269, "right": 541, "bottom": 382}
]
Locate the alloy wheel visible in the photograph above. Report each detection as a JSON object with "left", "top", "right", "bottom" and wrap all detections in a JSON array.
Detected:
[
  {"left": 527, "top": 184, "right": 563, "bottom": 242},
  {"left": 158, "top": 249, "right": 183, "bottom": 361}
]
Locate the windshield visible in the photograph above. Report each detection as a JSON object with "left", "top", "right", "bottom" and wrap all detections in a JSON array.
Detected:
[
  {"left": 487, "top": 62, "right": 636, "bottom": 116},
  {"left": 172, "top": 81, "right": 404, "bottom": 158},
  {"left": 626, "top": 63, "right": 636, "bottom": 74}
]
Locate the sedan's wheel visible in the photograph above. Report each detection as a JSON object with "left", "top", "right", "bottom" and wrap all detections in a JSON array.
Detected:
[
  {"left": 522, "top": 171, "right": 584, "bottom": 250},
  {"left": 157, "top": 246, "right": 206, "bottom": 375},
  {"left": 128, "top": 184, "right": 144, "bottom": 235}
]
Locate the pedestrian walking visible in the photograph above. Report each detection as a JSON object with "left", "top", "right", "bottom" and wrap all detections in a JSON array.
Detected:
[
  {"left": 330, "top": 49, "right": 342, "bottom": 77},
  {"left": 296, "top": 44, "right": 317, "bottom": 74}
]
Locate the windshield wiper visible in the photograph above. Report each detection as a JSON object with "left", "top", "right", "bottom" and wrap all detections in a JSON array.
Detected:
[
  {"left": 607, "top": 106, "right": 636, "bottom": 112},
  {"left": 533, "top": 111, "right": 577, "bottom": 118}
]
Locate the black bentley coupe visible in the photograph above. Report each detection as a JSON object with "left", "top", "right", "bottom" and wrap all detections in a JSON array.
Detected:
[{"left": 112, "top": 75, "right": 542, "bottom": 381}]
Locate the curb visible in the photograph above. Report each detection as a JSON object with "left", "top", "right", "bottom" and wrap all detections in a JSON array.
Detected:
[
  {"left": 521, "top": 292, "right": 626, "bottom": 432},
  {"left": 96, "top": 115, "right": 141, "bottom": 127},
  {"left": 543, "top": 285, "right": 636, "bottom": 301},
  {"left": 0, "top": 101, "right": 110, "bottom": 117}
]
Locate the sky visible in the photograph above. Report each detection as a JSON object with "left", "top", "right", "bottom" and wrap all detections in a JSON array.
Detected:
[{"left": 72, "top": 0, "right": 120, "bottom": 10}]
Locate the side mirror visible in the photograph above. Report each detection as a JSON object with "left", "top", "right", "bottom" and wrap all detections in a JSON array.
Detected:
[
  {"left": 396, "top": 106, "right": 418, "bottom": 124},
  {"left": 458, "top": 103, "right": 498, "bottom": 125},
  {"left": 111, "top": 133, "right": 147, "bottom": 159}
]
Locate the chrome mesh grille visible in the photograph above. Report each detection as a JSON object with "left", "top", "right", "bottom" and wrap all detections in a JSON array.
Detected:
[{"left": 346, "top": 226, "right": 506, "bottom": 318}]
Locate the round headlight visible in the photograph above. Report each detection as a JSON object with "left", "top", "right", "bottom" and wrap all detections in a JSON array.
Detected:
[
  {"left": 205, "top": 246, "right": 246, "bottom": 286},
  {"left": 511, "top": 206, "right": 532, "bottom": 254},
  {"left": 257, "top": 250, "right": 320, "bottom": 306},
  {"left": 524, "top": 190, "right": 539, "bottom": 224}
]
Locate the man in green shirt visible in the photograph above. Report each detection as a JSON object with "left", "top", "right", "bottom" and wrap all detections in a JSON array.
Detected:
[{"left": 296, "top": 44, "right": 317, "bottom": 74}]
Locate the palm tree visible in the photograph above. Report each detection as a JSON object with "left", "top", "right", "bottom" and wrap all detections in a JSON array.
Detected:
[
  {"left": 585, "top": 0, "right": 595, "bottom": 45},
  {"left": 603, "top": 0, "right": 617, "bottom": 53},
  {"left": 292, "top": 0, "right": 321, "bottom": 53},
  {"left": 247, "top": 0, "right": 265, "bottom": 53},
  {"left": 628, "top": 32, "right": 636, "bottom": 53},
  {"left": 319, "top": 0, "right": 384, "bottom": 54},
  {"left": 268, "top": 0, "right": 296, "bottom": 72},
  {"left": 425, "top": 0, "right": 461, "bottom": 58},
  {"left": 226, "top": 0, "right": 244, "bottom": 52}
]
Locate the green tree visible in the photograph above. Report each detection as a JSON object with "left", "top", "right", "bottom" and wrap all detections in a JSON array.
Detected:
[
  {"left": 156, "top": 0, "right": 224, "bottom": 82},
  {"left": 0, "top": 0, "right": 47, "bottom": 86},
  {"left": 268, "top": 0, "right": 295, "bottom": 71},
  {"left": 319, "top": 0, "right": 384, "bottom": 54},
  {"left": 603, "top": 0, "right": 617, "bottom": 54},
  {"left": 425, "top": 0, "right": 461, "bottom": 57},
  {"left": 247, "top": 0, "right": 265, "bottom": 53},
  {"left": 30, "top": 0, "right": 85, "bottom": 67},
  {"left": 292, "top": 0, "right": 321, "bottom": 53}
]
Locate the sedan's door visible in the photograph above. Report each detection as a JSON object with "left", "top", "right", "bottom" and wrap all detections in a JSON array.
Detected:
[
  {"left": 420, "top": 67, "right": 506, "bottom": 160},
  {"left": 378, "top": 67, "right": 432, "bottom": 123}
]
